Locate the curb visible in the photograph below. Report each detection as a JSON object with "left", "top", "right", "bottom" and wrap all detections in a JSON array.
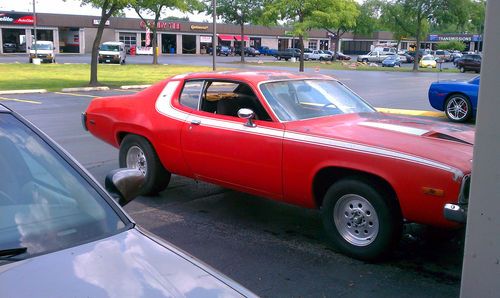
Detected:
[
  {"left": 120, "top": 84, "right": 151, "bottom": 90},
  {"left": 61, "top": 86, "right": 110, "bottom": 92},
  {"left": 0, "top": 89, "right": 47, "bottom": 95}
]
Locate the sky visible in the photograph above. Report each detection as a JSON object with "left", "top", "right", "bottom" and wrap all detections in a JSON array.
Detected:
[{"left": 0, "top": 0, "right": 211, "bottom": 21}]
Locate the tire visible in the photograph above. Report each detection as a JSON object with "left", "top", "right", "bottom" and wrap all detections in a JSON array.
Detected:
[
  {"left": 444, "top": 94, "right": 472, "bottom": 123},
  {"left": 362, "top": 58, "right": 368, "bottom": 63},
  {"left": 119, "top": 134, "right": 171, "bottom": 196},
  {"left": 321, "top": 177, "right": 402, "bottom": 261},
  {"left": 460, "top": 66, "right": 465, "bottom": 73}
]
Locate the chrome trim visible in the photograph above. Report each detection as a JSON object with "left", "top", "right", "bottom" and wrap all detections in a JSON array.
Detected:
[
  {"left": 444, "top": 203, "right": 467, "bottom": 223},
  {"left": 237, "top": 108, "right": 256, "bottom": 127}
]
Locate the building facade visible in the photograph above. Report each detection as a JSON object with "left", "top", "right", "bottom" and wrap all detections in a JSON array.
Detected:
[{"left": 0, "top": 11, "right": 481, "bottom": 55}]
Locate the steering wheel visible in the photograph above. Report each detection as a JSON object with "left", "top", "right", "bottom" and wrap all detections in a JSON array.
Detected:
[
  {"left": 0, "top": 190, "right": 15, "bottom": 205},
  {"left": 321, "top": 103, "right": 338, "bottom": 110}
]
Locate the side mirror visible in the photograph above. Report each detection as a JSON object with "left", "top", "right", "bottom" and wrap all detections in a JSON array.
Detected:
[
  {"left": 237, "top": 108, "right": 256, "bottom": 127},
  {"left": 105, "top": 168, "right": 145, "bottom": 206}
]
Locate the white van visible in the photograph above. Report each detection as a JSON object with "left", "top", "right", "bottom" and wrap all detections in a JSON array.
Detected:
[
  {"left": 98, "top": 41, "right": 126, "bottom": 64},
  {"left": 29, "top": 41, "right": 55, "bottom": 63}
]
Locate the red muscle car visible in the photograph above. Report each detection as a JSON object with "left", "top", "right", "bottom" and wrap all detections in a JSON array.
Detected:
[{"left": 83, "top": 71, "right": 473, "bottom": 260}]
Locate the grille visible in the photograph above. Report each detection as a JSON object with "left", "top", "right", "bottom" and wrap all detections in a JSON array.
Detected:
[{"left": 459, "top": 175, "right": 471, "bottom": 204}]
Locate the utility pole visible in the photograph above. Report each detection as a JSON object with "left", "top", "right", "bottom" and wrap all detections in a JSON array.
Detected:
[
  {"left": 32, "top": 0, "right": 37, "bottom": 59},
  {"left": 212, "top": 0, "right": 216, "bottom": 71}
]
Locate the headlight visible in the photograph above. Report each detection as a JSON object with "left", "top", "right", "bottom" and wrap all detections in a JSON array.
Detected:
[{"left": 98, "top": 54, "right": 103, "bottom": 59}]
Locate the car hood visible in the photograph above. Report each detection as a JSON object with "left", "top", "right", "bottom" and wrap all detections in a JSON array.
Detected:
[
  {"left": 0, "top": 228, "right": 252, "bottom": 298},
  {"left": 285, "top": 112, "right": 474, "bottom": 173},
  {"left": 29, "top": 49, "right": 53, "bottom": 54}
]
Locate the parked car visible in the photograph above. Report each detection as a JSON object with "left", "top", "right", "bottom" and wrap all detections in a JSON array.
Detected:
[
  {"left": 29, "top": 41, "right": 55, "bottom": 63},
  {"left": 381, "top": 55, "right": 402, "bottom": 67},
  {"left": 325, "top": 51, "right": 351, "bottom": 61},
  {"left": 235, "top": 47, "right": 260, "bottom": 57},
  {"left": 428, "top": 76, "right": 480, "bottom": 122},
  {"left": 419, "top": 55, "right": 437, "bottom": 68},
  {"left": 399, "top": 53, "right": 415, "bottom": 63},
  {"left": 450, "top": 51, "right": 463, "bottom": 61},
  {"left": 357, "top": 51, "right": 395, "bottom": 63},
  {"left": 2, "top": 42, "right": 17, "bottom": 53},
  {"left": 84, "top": 71, "right": 473, "bottom": 261},
  {"left": 455, "top": 54, "right": 481, "bottom": 73},
  {"left": 432, "top": 50, "right": 452, "bottom": 62},
  {"left": 98, "top": 41, "right": 126, "bottom": 64},
  {"left": 0, "top": 104, "right": 255, "bottom": 297},
  {"left": 259, "top": 46, "right": 278, "bottom": 56},
  {"left": 275, "top": 48, "right": 301, "bottom": 61},
  {"left": 408, "top": 49, "right": 431, "bottom": 61},
  {"left": 307, "top": 49, "right": 332, "bottom": 61}
]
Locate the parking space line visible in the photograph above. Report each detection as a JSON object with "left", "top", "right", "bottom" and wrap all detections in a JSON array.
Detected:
[
  {"left": 54, "top": 92, "right": 98, "bottom": 98},
  {"left": 376, "top": 107, "right": 444, "bottom": 118},
  {"left": 0, "top": 96, "right": 42, "bottom": 104}
]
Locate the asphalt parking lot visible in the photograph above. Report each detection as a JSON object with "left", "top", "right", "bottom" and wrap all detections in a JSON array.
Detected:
[{"left": 0, "top": 69, "right": 470, "bottom": 296}]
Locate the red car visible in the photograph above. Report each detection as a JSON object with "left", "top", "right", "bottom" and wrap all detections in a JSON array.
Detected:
[{"left": 83, "top": 71, "right": 473, "bottom": 260}]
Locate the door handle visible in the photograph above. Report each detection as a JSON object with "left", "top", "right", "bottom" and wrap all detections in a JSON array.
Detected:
[{"left": 190, "top": 119, "right": 201, "bottom": 125}]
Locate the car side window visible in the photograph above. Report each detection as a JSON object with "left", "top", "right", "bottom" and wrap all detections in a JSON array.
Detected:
[
  {"left": 200, "top": 81, "right": 272, "bottom": 121},
  {"left": 179, "top": 81, "right": 204, "bottom": 110}
]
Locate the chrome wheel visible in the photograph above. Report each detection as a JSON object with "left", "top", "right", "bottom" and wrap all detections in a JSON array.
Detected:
[
  {"left": 333, "top": 194, "right": 379, "bottom": 246},
  {"left": 446, "top": 96, "right": 469, "bottom": 121},
  {"left": 126, "top": 145, "right": 147, "bottom": 175}
]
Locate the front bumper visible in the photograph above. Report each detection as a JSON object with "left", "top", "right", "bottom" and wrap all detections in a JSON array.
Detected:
[{"left": 444, "top": 204, "right": 467, "bottom": 223}]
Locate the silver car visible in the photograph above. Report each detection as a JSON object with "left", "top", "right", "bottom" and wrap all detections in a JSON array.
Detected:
[{"left": 0, "top": 105, "right": 256, "bottom": 298}]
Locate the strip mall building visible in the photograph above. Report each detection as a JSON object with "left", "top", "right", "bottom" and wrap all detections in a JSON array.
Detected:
[{"left": 0, "top": 11, "right": 482, "bottom": 55}]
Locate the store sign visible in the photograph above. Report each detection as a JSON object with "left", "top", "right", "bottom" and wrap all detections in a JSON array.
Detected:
[
  {"left": 0, "top": 12, "right": 34, "bottom": 24},
  {"left": 191, "top": 25, "right": 209, "bottom": 30},
  {"left": 284, "top": 31, "right": 294, "bottom": 37},
  {"left": 428, "top": 34, "right": 481, "bottom": 42},
  {"left": 93, "top": 19, "right": 110, "bottom": 26},
  {"left": 140, "top": 20, "right": 180, "bottom": 30},
  {"left": 200, "top": 36, "right": 212, "bottom": 43}
]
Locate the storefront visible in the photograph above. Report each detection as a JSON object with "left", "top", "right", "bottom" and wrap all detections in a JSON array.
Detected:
[{"left": 0, "top": 12, "right": 34, "bottom": 53}]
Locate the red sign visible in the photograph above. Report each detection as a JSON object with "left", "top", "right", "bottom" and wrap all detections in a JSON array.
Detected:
[
  {"left": 0, "top": 13, "right": 34, "bottom": 25},
  {"left": 140, "top": 20, "right": 180, "bottom": 30}
]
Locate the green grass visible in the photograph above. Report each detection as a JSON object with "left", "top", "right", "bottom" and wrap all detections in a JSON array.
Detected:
[
  {"left": 229, "top": 60, "right": 459, "bottom": 73},
  {"left": 0, "top": 64, "right": 228, "bottom": 91}
]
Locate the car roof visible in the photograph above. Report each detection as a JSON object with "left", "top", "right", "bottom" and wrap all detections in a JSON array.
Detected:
[{"left": 178, "top": 71, "right": 334, "bottom": 84}]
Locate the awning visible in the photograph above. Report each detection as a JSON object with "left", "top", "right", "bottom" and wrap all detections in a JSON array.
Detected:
[
  {"left": 234, "top": 35, "right": 249, "bottom": 41},
  {"left": 217, "top": 34, "right": 234, "bottom": 41}
]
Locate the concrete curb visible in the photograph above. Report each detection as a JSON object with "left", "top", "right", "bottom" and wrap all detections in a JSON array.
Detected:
[
  {"left": 0, "top": 89, "right": 47, "bottom": 95},
  {"left": 61, "top": 86, "right": 110, "bottom": 92},
  {"left": 120, "top": 85, "right": 151, "bottom": 90}
]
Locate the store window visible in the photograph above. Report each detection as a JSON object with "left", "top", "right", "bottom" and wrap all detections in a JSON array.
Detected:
[
  {"left": 250, "top": 37, "right": 261, "bottom": 49},
  {"left": 307, "top": 40, "right": 317, "bottom": 50},
  {"left": 182, "top": 35, "right": 196, "bottom": 54},
  {"left": 162, "top": 34, "right": 176, "bottom": 54},
  {"left": 119, "top": 33, "right": 137, "bottom": 53},
  {"left": 319, "top": 40, "right": 329, "bottom": 50}
]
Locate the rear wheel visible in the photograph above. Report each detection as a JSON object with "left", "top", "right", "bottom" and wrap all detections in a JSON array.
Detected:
[
  {"left": 362, "top": 58, "right": 368, "bottom": 63},
  {"left": 119, "top": 135, "right": 171, "bottom": 195},
  {"left": 321, "top": 178, "right": 402, "bottom": 261},
  {"left": 459, "top": 66, "right": 465, "bottom": 73},
  {"left": 445, "top": 94, "right": 472, "bottom": 122}
]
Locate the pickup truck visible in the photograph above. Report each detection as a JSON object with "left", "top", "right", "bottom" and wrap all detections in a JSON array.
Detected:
[
  {"left": 307, "top": 50, "right": 332, "bottom": 61},
  {"left": 275, "top": 48, "right": 301, "bottom": 61},
  {"left": 356, "top": 51, "right": 395, "bottom": 63}
]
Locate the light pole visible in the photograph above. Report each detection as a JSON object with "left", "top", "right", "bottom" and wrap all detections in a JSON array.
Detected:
[
  {"left": 212, "top": 0, "right": 216, "bottom": 71},
  {"left": 32, "top": 0, "right": 37, "bottom": 59}
]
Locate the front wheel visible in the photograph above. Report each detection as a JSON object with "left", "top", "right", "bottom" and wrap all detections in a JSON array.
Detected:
[
  {"left": 321, "top": 178, "right": 402, "bottom": 261},
  {"left": 459, "top": 66, "right": 465, "bottom": 73},
  {"left": 445, "top": 94, "right": 472, "bottom": 122},
  {"left": 119, "top": 134, "right": 171, "bottom": 196},
  {"left": 362, "top": 58, "right": 368, "bottom": 63}
]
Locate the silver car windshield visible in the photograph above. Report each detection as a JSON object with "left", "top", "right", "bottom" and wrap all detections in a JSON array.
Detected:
[
  {"left": 260, "top": 79, "right": 376, "bottom": 121},
  {"left": 0, "top": 114, "right": 127, "bottom": 263},
  {"left": 100, "top": 44, "right": 120, "bottom": 52},
  {"left": 32, "top": 43, "right": 53, "bottom": 50}
]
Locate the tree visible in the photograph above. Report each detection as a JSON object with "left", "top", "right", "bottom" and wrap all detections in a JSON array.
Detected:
[
  {"left": 134, "top": 0, "right": 203, "bottom": 65},
  {"left": 207, "top": 0, "right": 263, "bottom": 63},
  {"left": 310, "top": 0, "right": 359, "bottom": 61},
  {"left": 354, "top": 0, "right": 385, "bottom": 35},
  {"left": 437, "top": 40, "right": 466, "bottom": 51},
  {"left": 262, "top": 0, "right": 319, "bottom": 72},
  {"left": 382, "top": 0, "right": 444, "bottom": 71},
  {"left": 79, "top": 0, "right": 133, "bottom": 86}
]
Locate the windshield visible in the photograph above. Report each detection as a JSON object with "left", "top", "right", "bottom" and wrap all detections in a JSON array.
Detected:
[
  {"left": 31, "top": 43, "right": 53, "bottom": 50},
  {"left": 100, "top": 44, "right": 120, "bottom": 52},
  {"left": 260, "top": 79, "right": 376, "bottom": 121},
  {"left": 0, "top": 114, "right": 127, "bottom": 263},
  {"left": 423, "top": 56, "right": 434, "bottom": 60}
]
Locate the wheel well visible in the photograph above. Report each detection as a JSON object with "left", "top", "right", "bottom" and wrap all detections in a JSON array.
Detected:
[
  {"left": 443, "top": 92, "right": 469, "bottom": 110},
  {"left": 116, "top": 131, "right": 129, "bottom": 145},
  {"left": 312, "top": 167, "right": 398, "bottom": 209}
]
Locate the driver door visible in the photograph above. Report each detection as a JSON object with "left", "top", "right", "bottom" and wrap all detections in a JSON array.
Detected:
[{"left": 179, "top": 80, "right": 285, "bottom": 199}]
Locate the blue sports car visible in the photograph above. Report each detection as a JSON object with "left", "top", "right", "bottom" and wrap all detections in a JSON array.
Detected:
[{"left": 428, "top": 76, "right": 480, "bottom": 122}]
